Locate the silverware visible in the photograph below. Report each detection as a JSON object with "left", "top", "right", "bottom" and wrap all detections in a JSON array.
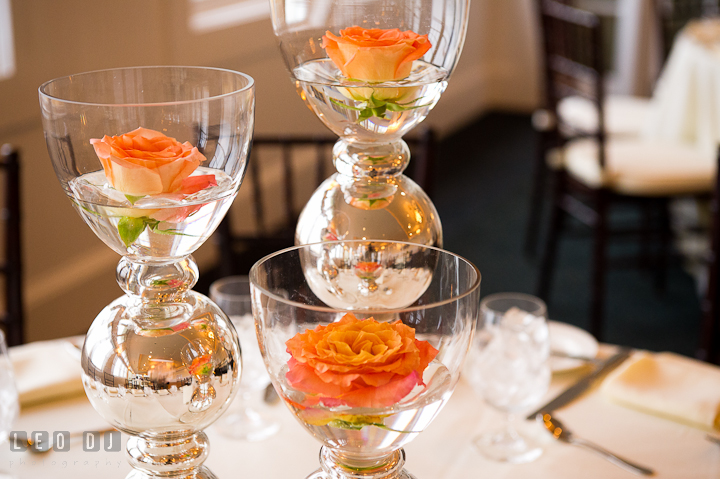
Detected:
[
  {"left": 263, "top": 383, "right": 280, "bottom": 405},
  {"left": 550, "top": 350, "right": 600, "bottom": 363},
  {"left": 706, "top": 434, "right": 720, "bottom": 445},
  {"left": 538, "top": 412, "right": 655, "bottom": 476},
  {"left": 526, "top": 348, "right": 632, "bottom": 420}
]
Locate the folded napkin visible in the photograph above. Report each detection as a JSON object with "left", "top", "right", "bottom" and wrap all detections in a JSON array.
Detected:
[
  {"left": 601, "top": 351, "right": 720, "bottom": 431},
  {"left": 9, "top": 339, "right": 85, "bottom": 407}
]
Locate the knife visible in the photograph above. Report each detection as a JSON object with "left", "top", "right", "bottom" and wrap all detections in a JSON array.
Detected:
[{"left": 526, "top": 348, "right": 632, "bottom": 420}]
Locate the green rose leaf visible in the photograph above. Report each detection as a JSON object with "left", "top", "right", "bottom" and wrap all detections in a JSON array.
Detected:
[
  {"left": 125, "top": 194, "right": 145, "bottom": 205},
  {"left": 371, "top": 104, "right": 387, "bottom": 118},
  {"left": 118, "top": 216, "right": 148, "bottom": 247},
  {"left": 358, "top": 109, "right": 374, "bottom": 122},
  {"left": 330, "top": 98, "right": 365, "bottom": 111}
]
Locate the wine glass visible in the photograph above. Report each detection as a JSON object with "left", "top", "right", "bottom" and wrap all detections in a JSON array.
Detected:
[
  {"left": 210, "top": 276, "right": 280, "bottom": 441},
  {"left": 270, "top": 0, "right": 471, "bottom": 247},
  {"left": 250, "top": 240, "right": 481, "bottom": 479},
  {"left": 39, "top": 66, "right": 254, "bottom": 479},
  {"left": 467, "top": 293, "right": 551, "bottom": 463}
]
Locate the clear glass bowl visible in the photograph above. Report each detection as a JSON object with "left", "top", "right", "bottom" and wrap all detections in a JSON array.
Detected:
[
  {"left": 250, "top": 240, "right": 481, "bottom": 479},
  {"left": 39, "top": 66, "right": 255, "bottom": 479}
]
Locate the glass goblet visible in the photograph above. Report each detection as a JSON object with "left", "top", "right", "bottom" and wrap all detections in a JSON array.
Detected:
[
  {"left": 468, "top": 293, "right": 550, "bottom": 464},
  {"left": 270, "top": 0, "right": 471, "bottom": 247},
  {"left": 250, "top": 240, "right": 481, "bottom": 479},
  {"left": 210, "top": 276, "right": 280, "bottom": 441},
  {"left": 39, "top": 66, "right": 254, "bottom": 479}
]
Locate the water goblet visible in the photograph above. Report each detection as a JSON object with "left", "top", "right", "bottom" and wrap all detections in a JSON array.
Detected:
[
  {"left": 210, "top": 276, "right": 280, "bottom": 441},
  {"left": 250, "top": 240, "right": 481, "bottom": 479},
  {"left": 467, "top": 293, "right": 550, "bottom": 463}
]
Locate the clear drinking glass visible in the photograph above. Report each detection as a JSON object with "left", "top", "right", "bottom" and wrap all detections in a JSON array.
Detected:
[
  {"left": 210, "top": 276, "right": 280, "bottom": 441},
  {"left": 467, "top": 293, "right": 550, "bottom": 463},
  {"left": 250, "top": 240, "right": 481, "bottom": 479},
  {"left": 0, "top": 330, "right": 18, "bottom": 443}
]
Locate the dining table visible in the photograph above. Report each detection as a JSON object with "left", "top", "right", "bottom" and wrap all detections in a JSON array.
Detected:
[
  {"left": 0, "top": 341, "right": 715, "bottom": 479},
  {"left": 643, "top": 17, "right": 720, "bottom": 151}
]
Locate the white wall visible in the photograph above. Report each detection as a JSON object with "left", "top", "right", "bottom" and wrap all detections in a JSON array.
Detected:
[{"left": 0, "top": 0, "right": 540, "bottom": 341}]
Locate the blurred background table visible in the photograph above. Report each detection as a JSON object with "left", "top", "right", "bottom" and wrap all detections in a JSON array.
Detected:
[{"left": 644, "top": 18, "right": 720, "bottom": 150}]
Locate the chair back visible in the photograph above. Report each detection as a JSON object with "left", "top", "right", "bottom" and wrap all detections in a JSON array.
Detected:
[
  {"left": 538, "top": 0, "right": 607, "bottom": 165},
  {"left": 699, "top": 146, "right": 720, "bottom": 364},
  {"left": 215, "top": 130, "right": 437, "bottom": 276},
  {"left": 0, "top": 145, "right": 23, "bottom": 346}
]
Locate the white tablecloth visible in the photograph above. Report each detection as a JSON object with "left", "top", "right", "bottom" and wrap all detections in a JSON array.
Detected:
[
  {"left": 0, "top": 350, "right": 715, "bottom": 479},
  {"left": 644, "top": 19, "right": 720, "bottom": 151}
]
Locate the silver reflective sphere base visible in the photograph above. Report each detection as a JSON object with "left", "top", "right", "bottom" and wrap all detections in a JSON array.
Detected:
[
  {"left": 296, "top": 173, "right": 442, "bottom": 246},
  {"left": 82, "top": 255, "right": 241, "bottom": 478}
]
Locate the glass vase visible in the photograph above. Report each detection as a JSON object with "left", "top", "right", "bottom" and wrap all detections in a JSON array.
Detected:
[
  {"left": 270, "top": 0, "right": 470, "bottom": 246},
  {"left": 250, "top": 240, "right": 481, "bottom": 479},
  {"left": 39, "top": 66, "right": 255, "bottom": 479}
]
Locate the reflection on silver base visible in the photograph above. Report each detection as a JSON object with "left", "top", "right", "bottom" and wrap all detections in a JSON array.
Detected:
[
  {"left": 125, "top": 465, "right": 218, "bottom": 479},
  {"left": 126, "top": 432, "right": 209, "bottom": 477},
  {"left": 306, "top": 447, "right": 418, "bottom": 479}
]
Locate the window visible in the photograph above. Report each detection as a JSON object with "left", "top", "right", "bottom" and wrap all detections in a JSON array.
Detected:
[
  {"left": 0, "top": 0, "right": 15, "bottom": 80},
  {"left": 189, "top": 0, "right": 271, "bottom": 33}
]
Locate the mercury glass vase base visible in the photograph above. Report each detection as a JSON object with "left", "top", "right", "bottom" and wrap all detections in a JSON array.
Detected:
[
  {"left": 126, "top": 466, "right": 218, "bottom": 479},
  {"left": 306, "top": 448, "right": 417, "bottom": 479},
  {"left": 125, "top": 433, "right": 218, "bottom": 479},
  {"left": 81, "top": 256, "right": 241, "bottom": 478}
]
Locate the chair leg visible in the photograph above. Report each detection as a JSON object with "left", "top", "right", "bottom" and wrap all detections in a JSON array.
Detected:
[
  {"left": 654, "top": 198, "right": 671, "bottom": 294},
  {"left": 524, "top": 130, "right": 549, "bottom": 258},
  {"left": 216, "top": 217, "right": 234, "bottom": 278},
  {"left": 590, "top": 189, "right": 608, "bottom": 341},
  {"left": 699, "top": 189, "right": 720, "bottom": 363},
  {"left": 640, "top": 201, "right": 652, "bottom": 270},
  {"left": 537, "top": 170, "right": 566, "bottom": 302}
]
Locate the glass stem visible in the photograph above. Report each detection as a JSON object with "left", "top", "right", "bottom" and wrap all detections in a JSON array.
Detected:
[
  {"left": 116, "top": 255, "right": 199, "bottom": 328},
  {"left": 311, "top": 447, "right": 416, "bottom": 479},
  {"left": 126, "top": 432, "right": 210, "bottom": 478},
  {"left": 504, "top": 412, "right": 521, "bottom": 441}
]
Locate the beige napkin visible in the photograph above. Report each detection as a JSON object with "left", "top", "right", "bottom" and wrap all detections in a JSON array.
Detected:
[
  {"left": 9, "top": 339, "right": 85, "bottom": 407},
  {"left": 601, "top": 351, "right": 720, "bottom": 431}
]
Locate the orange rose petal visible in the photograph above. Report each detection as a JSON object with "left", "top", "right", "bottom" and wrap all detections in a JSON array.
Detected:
[
  {"left": 415, "top": 339, "right": 439, "bottom": 371},
  {"left": 355, "top": 370, "right": 397, "bottom": 387},
  {"left": 399, "top": 37, "right": 432, "bottom": 66},
  {"left": 156, "top": 156, "right": 201, "bottom": 193},
  {"left": 90, "top": 138, "right": 112, "bottom": 159},
  {"left": 151, "top": 204, "right": 203, "bottom": 223},
  {"left": 179, "top": 175, "right": 218, "bottom": 195},
  {"left": 335, "top": 370, "right": 420, "bottom": 408},
  {"left": 286, "top": 359, "right": 354, "bottom": 397}
]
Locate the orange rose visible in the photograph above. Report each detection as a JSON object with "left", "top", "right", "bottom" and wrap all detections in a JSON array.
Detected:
[
  {"left": 285, "top": 313, "right": 438, "bottom": 408},
  {"left": 322, "top": 27, "right": 432, "bottom": 81},
  {"left": 90, "top": 127, "right": 208, "bottom": 196}
]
